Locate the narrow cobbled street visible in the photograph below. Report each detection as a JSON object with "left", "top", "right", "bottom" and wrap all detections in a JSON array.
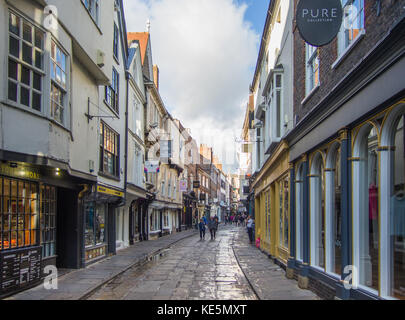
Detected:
[{"left": 86, "top": 225, "right": 319, "bottom": 300}]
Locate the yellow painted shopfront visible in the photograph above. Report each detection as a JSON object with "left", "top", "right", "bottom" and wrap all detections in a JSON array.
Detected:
[{"left": 252, "top": 141, "right": 291, "bottom": 265}]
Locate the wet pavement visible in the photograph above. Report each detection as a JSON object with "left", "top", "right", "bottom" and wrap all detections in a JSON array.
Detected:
[
  {"left": 6, "top": 225, "right": 320, "bottom": 300},
  {"left": 87, "top": 226, "right": 258, "bottom": 300},
  {"left": 87, "top": 225, "right": 319, "bottom": 300}
]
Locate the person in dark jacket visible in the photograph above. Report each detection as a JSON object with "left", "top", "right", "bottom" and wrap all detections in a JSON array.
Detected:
[
  {"left": 198, "top": 218, "right": 206, "bottom": 240},
  {"left": 207, "top": 216, "right": 218, "bottom": 240}
]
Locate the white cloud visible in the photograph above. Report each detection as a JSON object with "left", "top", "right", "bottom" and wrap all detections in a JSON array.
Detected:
[{"left": 123, "top": 0, "right": 259, "bottom": 171}]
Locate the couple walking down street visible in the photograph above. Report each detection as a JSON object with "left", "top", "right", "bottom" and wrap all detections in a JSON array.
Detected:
[{"left": 198, "top": 216, "right": 219, "bottom": 240}]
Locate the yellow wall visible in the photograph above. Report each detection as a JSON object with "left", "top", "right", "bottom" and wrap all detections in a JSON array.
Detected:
[{"left": 253, "top": 142, "right": 290, "bottom": 262}]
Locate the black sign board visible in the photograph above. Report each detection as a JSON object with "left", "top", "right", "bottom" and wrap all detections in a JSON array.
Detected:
[
  {"left": 193, "top": 181, "right": 200, "bottom": 189},
  {"left": 296, "top": 0, "right": 343, "bottom": 47},
  {"left": 0, "top": 246, "right": 42, "bottom": 295}
]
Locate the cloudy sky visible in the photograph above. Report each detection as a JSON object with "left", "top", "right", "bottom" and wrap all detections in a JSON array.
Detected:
[{"left": 123, "top": 0, "right": 268, "bottom": 173}]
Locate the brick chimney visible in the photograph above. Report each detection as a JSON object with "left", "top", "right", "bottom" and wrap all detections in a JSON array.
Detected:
[{"left": 153, "top": 65, "right": 159, "bottom": 91}]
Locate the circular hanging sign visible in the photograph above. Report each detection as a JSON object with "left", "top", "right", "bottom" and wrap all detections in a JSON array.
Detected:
[{"left": 296, "top": 0, "right": 343, "bottom": 47}]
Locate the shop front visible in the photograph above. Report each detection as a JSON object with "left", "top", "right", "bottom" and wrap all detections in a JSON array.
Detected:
[
  {"left": 252, "top": 141, "right": 290, "bottom": 266},
  {"left": 124, "top": 184, "right": 148, "bottom": 246},
  {"left": 82, "top": 184, "right": 124, "bottom": 266},
  {"left": 0, "top": 160, "right": 91, "bottom": 298}
]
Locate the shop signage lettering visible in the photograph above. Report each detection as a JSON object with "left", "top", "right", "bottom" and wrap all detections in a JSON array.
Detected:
[
  {"left": 296, "top": 0, "right": 343, "bottom": 47},
  {"left": 97, "top": 185, "right": 124, "bottom": 197},
  {"left": 0, "top": 163, "right": 40, "bottom": 180}
]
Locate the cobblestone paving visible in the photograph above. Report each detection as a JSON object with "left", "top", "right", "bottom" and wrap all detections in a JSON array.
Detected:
[
  {"left": 88, "top": 226, "right": 258, "bottom": 300},
  {"left": 232, "top": 227, "right": 320, "bottom": 300}
]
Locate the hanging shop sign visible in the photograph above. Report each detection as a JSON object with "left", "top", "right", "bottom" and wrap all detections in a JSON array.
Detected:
[
  {"left": 193, "top": 181, "right": 200, "bottom": 189},
  {"left": 179, "top": 180, "right": 188, "bottom": 192},
  {"left": 296, "top": 0, "right": 343, "bottom": 47},
  {"left": 144, "top": 160, "right": 160, "bottom": 173}
]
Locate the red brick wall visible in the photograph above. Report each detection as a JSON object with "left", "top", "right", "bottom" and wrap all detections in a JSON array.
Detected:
[{"left": 293, "top": 0, "right": 405, "bottom": 123}]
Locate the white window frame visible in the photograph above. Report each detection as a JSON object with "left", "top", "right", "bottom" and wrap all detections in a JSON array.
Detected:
[
  {"left": 50, "top": 39, "right": 68, "bottom": 125},
  {"left": 310, "top": 153, "right": 325, "bottom": 270},
  {"left": 295, "top": 164, "right": 304, "bottom": 262},
  {"left": 325, "top": 143, "right": 342, "bottom": 278},
  {"left": 270, "top": 72, "right": 284, "bottom": 140},
  {"left": 337, "top": 0, "right": 365, "bottom": 57},
  {"left": 7, "top": 10, "right": 45, "bottom": 114},
  {"left": 380, "top": 106, "right": 405, "bottom": 299},
  {"left": 305, "top": 43, "right": 320, "bottom": 97}
]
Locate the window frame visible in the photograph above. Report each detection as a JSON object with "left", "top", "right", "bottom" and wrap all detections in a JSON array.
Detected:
[
  {"left": 305, "top": 43, "right": 320, "bottom": 97},
  {"left": 99, "top": 121, "right": 120, "bottom": 178},
  {"left": 50, "top": 39, "right": 68, "bottom": 125},
  {"left": 105, "top": 67, "right": 119, "bottom": 114},
  {"left": 113, "top": 22, "right": 119, "bottom": 61},
  {"left": 81, "top": 0, "right": 100, "bottom": 26},
  {"left": 0, "top": 178, "right": 40, "bottom": 252},
  {"left": 337, "top": 0, "right": 365, "bottom": 57},
  {"left": 7, "top": 11, "right": 45, "bottom": 113}
]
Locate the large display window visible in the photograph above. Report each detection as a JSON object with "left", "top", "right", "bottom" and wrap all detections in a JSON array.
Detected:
[
  {"left": 310, "top": 152, "right": 325, "bottom": 269},
  {"left": 391, "top": 115, "right": 405, "bottom": 299},
  {"left": 40, "top": 185, "right": 56, "bottom": 258},
  {"left": 278, "top": 175, "right": 289, "bottom": 250},
  {"left": 0, "top": 178, "right": 39, "bottom": 251},
  {"left": 85, "top": 202, "right": 106, "bottom": 248}
]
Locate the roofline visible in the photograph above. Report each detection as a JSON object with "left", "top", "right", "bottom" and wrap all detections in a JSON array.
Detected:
[{"left": 250, "top": 0, "right": 277, "bottom": 93}]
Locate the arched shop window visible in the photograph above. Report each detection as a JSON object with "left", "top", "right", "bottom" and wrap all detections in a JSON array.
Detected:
[
  {"left": 278, "top": 175, "right": 289, "bottom": 249},
  {"left": 380, "top": 103, "right": 405, "bottom": 299},
  {"left": 352, "top": 124, "right": 379, "bottom": 293},
  {"left": 295, "top": 163, "right": 304, "bottom": 262},
  {"left": 391, "top": 116, "right": 405, "bottom": 299},
  {"left": 310, "top": 152, "right": 325, "bottom": 268},
  {"left": 325, "top": 143, "right": 342, "bottom": 276}
]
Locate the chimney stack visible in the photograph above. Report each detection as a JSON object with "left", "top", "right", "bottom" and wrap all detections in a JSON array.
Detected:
[{"left": 153, "top": 65, "right": 159, "bottom": 91}]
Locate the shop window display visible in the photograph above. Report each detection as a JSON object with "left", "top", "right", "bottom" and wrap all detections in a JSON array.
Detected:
[
  {"left": 85, "top": 202, "right": 106, "bottom": 248},
  {"left": 357, "top": 127, "right": 379, "bottom": 291},
  {"left": 296, "top": 164, "right": 304, "bottom": 261},
  {"left": 0, "top": 178, "right": 39, "bottom": 251},
  {"left": 391, "top": 116, "right": 405, "bottom": 299},
  {"left": 333, "top": 147, "right": 342, "bottom": 275},
  {"left": 311, "top": 154, "right": 325, "bottom": 268},
  {"left": 40, "top": 185, "right": 56, "bottom": 257},
  {"left": 278, "top": 175, "right": 289, "bottom": 249}
]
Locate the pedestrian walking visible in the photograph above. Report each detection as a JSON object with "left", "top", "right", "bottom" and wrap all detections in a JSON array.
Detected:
[
  {"left": 207, "top": 216, "right": 218, "bottom": 240},
  {"left": 198, "top": 218, "right": 206, "bottom": 240},
  {"left": 239, "top": 214, "right": 244, "bottom": 227},
  {"left": 246, "top": 215, "right": 254, "bottom": 244}
]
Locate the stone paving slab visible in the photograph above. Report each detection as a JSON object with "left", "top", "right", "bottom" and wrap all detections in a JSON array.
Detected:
[
  {"left": 232, "top": 227, "right": 320, "bottom": 300},
  {"left": 5, "top": 229, "right": 198, "bottom": 300}
]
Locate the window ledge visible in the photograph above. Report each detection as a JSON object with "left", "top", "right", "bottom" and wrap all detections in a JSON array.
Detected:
[
  {"left": 332, "top": 29, "right": 366, "bottom": 70},
  {"left": 301, "top": 84, "right": 320, "bottom": 106},
  {"left": 149, "top": 230, "right": 161, "bottom": 234}
]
